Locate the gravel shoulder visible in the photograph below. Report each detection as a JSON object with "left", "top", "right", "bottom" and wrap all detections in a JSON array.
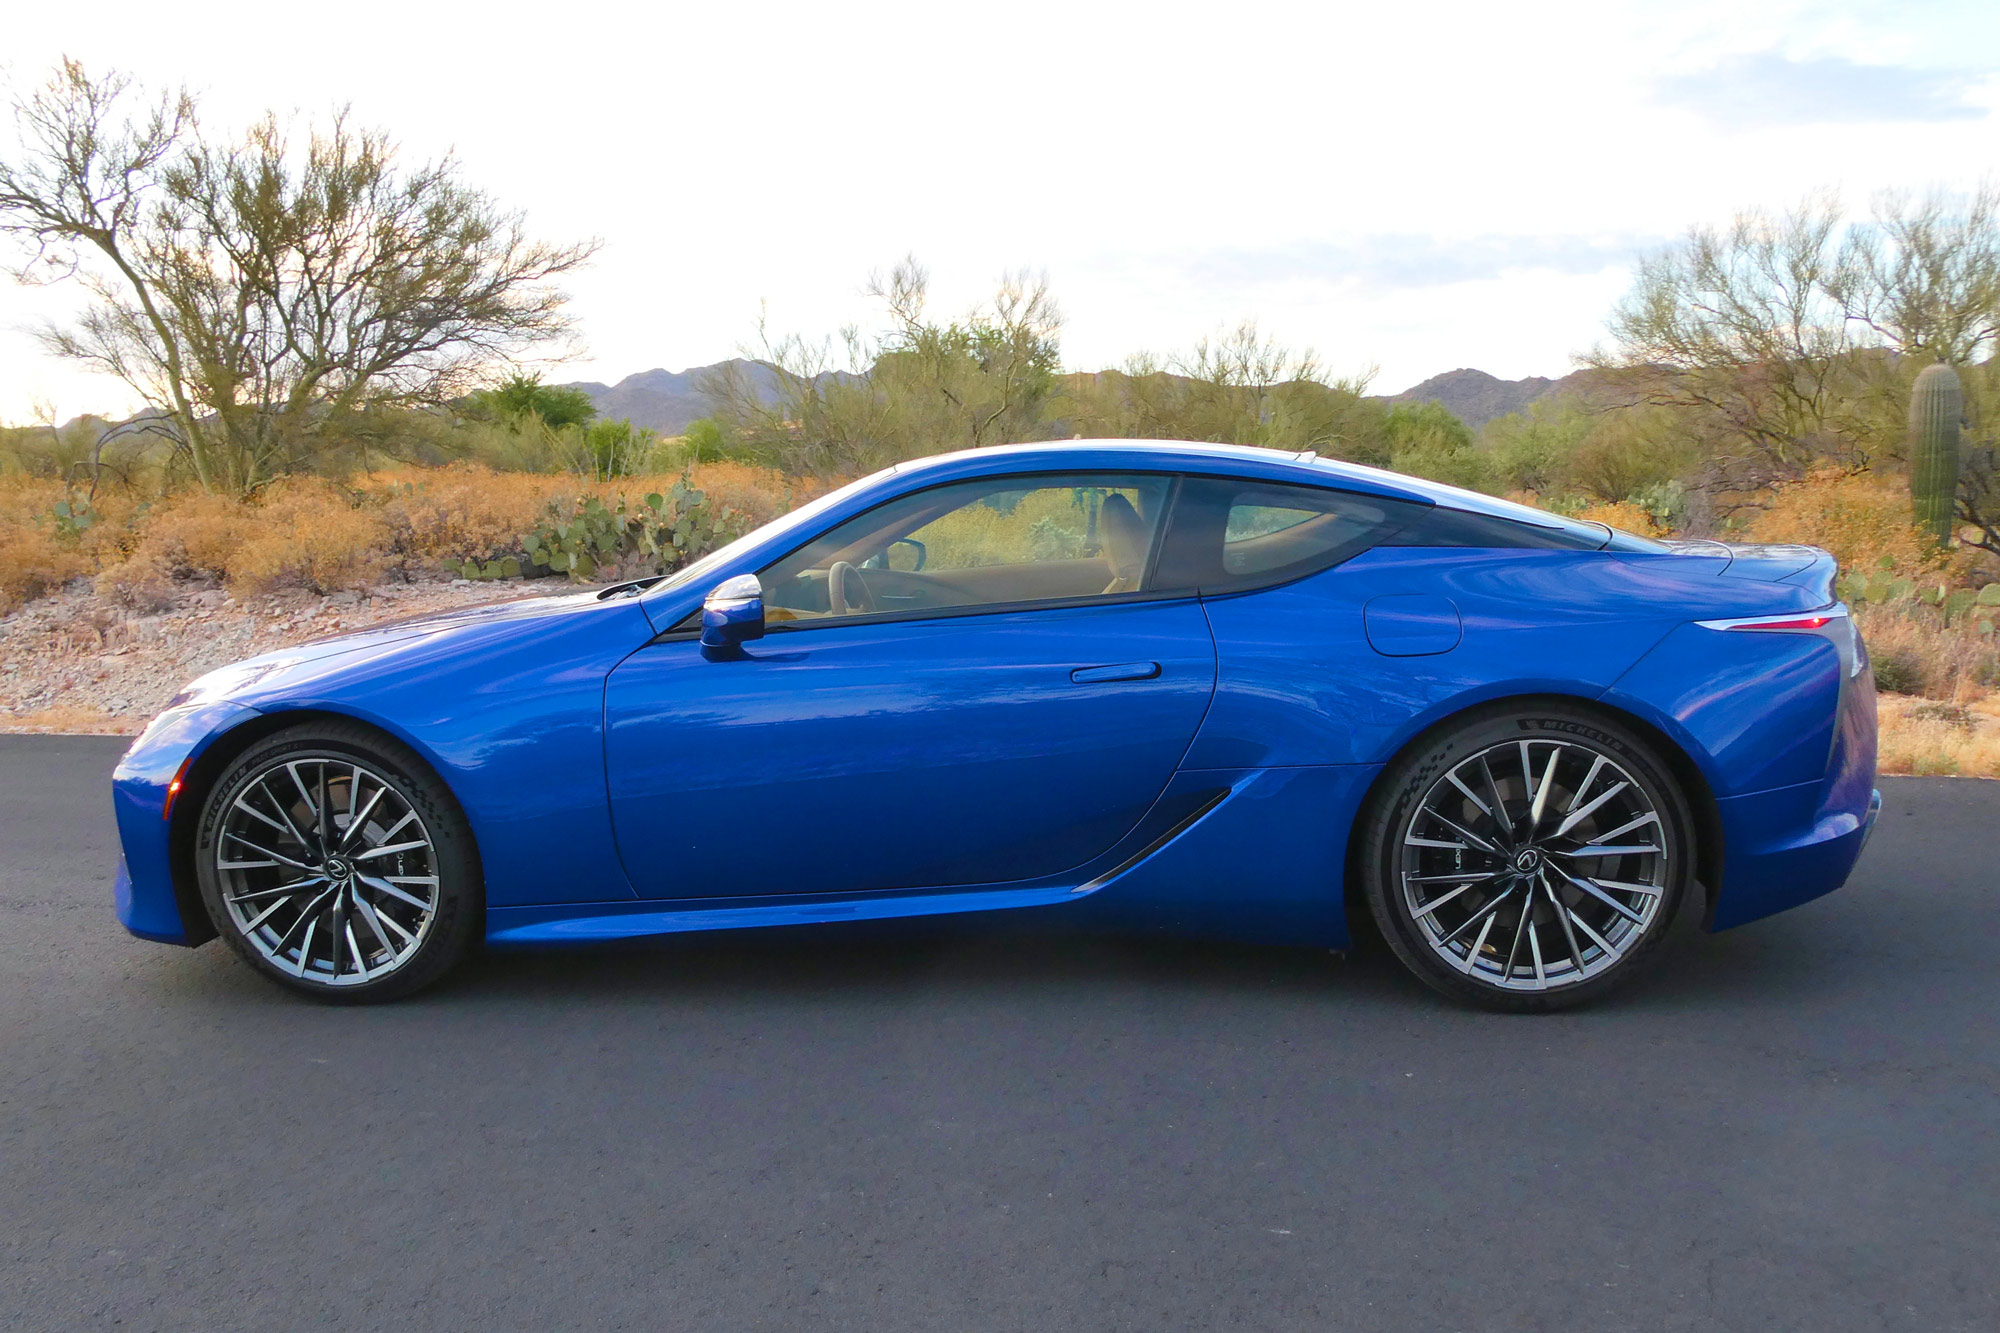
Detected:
[{"left": 0, "top": 578, "right": 519, "bottom": 732}]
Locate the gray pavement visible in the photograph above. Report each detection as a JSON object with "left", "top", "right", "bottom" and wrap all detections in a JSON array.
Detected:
[{"left": 1, "top": 733, "right": 1994, "bottom": 1331}]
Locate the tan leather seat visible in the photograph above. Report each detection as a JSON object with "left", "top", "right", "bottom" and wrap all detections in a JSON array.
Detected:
[{"left": 1099, "top": 493, "right": 1148, "bottom": 595}]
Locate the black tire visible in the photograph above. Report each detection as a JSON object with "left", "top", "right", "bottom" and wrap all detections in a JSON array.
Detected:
[
  {"left": 1359, "top": 702, "right": 1695, "bottom": 1012},
  {"left": 193, "top": 721, "right": 482, "bottom": 1003}
]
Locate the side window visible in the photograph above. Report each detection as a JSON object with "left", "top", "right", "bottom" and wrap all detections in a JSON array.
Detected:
[
  {"left": 756, "top": 472, "right": 1174, "bottom": 626},
  {"left": 1154, "top": 479, "right": 1416, "bottom": 592},
  {"left": 1381, "top": 506, "right": 1606, "bottom": 550}
]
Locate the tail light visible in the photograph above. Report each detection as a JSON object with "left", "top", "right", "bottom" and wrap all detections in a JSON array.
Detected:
[{"left": 1697, "top": 605, "right": 1863, "bottom": 678}]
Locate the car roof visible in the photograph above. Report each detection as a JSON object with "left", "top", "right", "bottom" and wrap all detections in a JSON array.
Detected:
[{"left": 890, "top": 439, "right": 1580, "bottom": 532}]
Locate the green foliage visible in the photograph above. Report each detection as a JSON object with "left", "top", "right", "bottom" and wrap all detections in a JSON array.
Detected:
[
  {"left": 1838, "top": 558, "right": 2000, "bottom": 636},
  {"left": 452, "top": 555, "right": 523, "bottom": 581},
  {"left": 1628, "top": 479, "right": 1691, "bottom": 530},
  {"left": 1562, "top": 406, "right": 1704, "bottom": 504},
  {"left": 475, "top": 374, "right": 598, "bottom": 429},
  {"left": 1383, "top": 402, "right": 1492, "bottom": 492},
  {"left": 516, "top": 479, "right": 743, "bottom": 583},
  {"left": 1908, "top": 362, "right": 1962, "bottom": 545},
  {"left": 1483, "top": 400, "right": 1594, "bottom": 494},
  {"left": 709, "top": 260, "right": 1065, "bottom": 477},
  {"left": 48, "top": 494, "right": 97, "bottom": 540},
  {"left": 1063, "top": 327, "right": 1388, "bottom": 462},
  {"left": 579, "top": 418, "right": 656, "bottom": 480},
  {"left": 1478, "top": 398, "right": 1706, "bottom": 512},
  {"left": 0, "top": 61, "right": 596, "bottom": 493},
  {"left": 679, "top": 417, "right": 728, "bottom": 464}
]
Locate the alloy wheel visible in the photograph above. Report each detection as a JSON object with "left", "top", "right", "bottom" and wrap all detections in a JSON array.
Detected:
[
  {"left": 213, "top": 756, "right": 440, "bottom": 987},
  {"left": 1399, "top": 737, "right": 1669, "bottom": 991}
]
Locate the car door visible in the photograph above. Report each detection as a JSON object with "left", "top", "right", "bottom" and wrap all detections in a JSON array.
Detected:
[{"left": 603, "top": 472, "right": 1217, "bottom": 900}]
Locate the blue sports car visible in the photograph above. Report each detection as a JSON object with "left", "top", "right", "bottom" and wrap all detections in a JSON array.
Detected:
[{"left": 111, "top": 441, "right": 1880, "bottom": 1010}]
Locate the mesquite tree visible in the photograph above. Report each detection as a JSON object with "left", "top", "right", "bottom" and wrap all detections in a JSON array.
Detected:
[
  {"left": 0, "top": 60, "right": 597, "bottom": 491},
  {"left": 1591, "top": 189, "right": 2000, "bottom": 536}
]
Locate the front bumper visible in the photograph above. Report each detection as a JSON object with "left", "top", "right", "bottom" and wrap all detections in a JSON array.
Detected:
[{"left": 111, "top": 700, "right": 262, "bottom": 947}]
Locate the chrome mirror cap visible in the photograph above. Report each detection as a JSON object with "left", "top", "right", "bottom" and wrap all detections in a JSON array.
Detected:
[{"left": 700, "top": 575, "right": 765, "bottom": 651}]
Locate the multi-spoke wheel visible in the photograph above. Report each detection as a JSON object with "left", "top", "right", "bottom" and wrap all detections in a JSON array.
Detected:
[
  {"left": 1360, "top": 705, "right": 1693, "bottom": 1011},
  {"left": 194, "top": 723, "right": 481, "bottom": 1002}
]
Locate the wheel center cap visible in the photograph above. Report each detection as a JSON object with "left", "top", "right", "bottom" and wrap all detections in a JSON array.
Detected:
[
  {"left": 324, "top": 857, "right": 351, "bottom": 881},
  {"left": 1512, "top": 847, "right": 1543, "bottom": 873}
]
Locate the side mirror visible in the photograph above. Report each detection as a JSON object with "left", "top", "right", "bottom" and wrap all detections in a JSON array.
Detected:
[{"left": 700, "top": 575, "right": 765, "bottom": 651}]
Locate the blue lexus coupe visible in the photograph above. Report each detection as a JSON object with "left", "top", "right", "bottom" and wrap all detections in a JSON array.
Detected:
[{"left": 111, "top": 441, "right": 1881, "bottom": 1009}]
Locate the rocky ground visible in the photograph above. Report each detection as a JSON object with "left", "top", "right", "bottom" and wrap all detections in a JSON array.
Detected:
[{"left": 0, "top": 577, "right": 522, "bottom": 734}]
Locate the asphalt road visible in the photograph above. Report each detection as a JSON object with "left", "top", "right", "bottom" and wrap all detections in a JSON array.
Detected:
[{"left": 1, "top": 736, "right": 1995, "bottom": 1332}]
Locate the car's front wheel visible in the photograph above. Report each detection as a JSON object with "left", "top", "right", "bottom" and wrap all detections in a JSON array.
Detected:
[
  {"left": 193, "top": 722, "right": 482, "bottom": 1002},
  {"left": 1360, "top": 704, "right": 1694, "bottom": 1011}
]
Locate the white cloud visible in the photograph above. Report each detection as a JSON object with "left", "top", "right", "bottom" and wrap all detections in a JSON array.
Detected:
[{"left": 1655, "top": 52, "right": 1987, "bottom": 125}]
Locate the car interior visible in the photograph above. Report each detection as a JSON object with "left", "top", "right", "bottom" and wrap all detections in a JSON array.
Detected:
[
  {"left": 750, "top": 473, "right": 1406, "bottom": 626},
  {"left": 757, "top": 476, "right": 1174, "bottom": 623}
]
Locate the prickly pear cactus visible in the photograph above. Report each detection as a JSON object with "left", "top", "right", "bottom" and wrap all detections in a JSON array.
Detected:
[{"left": 1908, "top": 362, "right": 1963, "bottom": 546}]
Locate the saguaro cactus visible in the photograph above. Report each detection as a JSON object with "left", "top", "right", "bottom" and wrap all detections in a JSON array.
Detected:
[{"left": 1908, "top": 362, "right": 1963, "bottom": 546}]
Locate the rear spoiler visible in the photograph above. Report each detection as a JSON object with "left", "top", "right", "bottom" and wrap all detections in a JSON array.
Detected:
[
  {"left": 1781, "top": 549, "right": 1839, "bottom": 607},
  {"left": 1662, "top": 540, "right": 1838, "bottom": 607}
]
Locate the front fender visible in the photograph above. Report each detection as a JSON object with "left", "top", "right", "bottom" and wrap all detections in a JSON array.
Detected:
[{"left": 111, "top": 699, "right": 265, "bottom": 945}]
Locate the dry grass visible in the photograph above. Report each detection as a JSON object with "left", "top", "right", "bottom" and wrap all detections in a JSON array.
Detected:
[
  {"left": 1854, "top": 602, "right": 2000, "bottom": 701},
  {"left": 1875, "top": 693, "right": 2000, "bottom": 778},
  {"left": 0, "top": 476, "right": 92, "bottom": 611},
  {"left": 1571, "top": 499, "right": 1667, "bottom": 538},
  {"left": 1738, "top": 465, "right": 2000, "bottom": 585},
  {"left": 5, "top": 462, "right": 803, "bottom": 610},
  {"left": 0, "top": 704, "right": 140, "bottom": 735}
]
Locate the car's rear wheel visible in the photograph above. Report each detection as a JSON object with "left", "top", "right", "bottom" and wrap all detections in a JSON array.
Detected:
[
  {"left": 1360, "top": 705, "right": 1694, "bottom": 1012},
  {"left": 193, "top": 722, "right": 481, "bottom": 1003}
]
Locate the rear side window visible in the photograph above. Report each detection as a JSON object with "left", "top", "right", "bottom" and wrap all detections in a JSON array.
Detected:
[
  {"left": 1382, "top": 506, "right": 1606, "bottom": 550},
  {"left": 1154, "top": 479, "right": 1419, "bottom": 591}
]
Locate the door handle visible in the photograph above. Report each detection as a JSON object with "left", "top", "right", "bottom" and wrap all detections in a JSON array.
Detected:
[{"left": 1069, "top": 661, "right": 1162, "bottom": 684}]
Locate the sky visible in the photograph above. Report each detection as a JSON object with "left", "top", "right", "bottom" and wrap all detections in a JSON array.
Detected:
[{"left": 1, "top": 0, "right": 1997, "bottom": 423}]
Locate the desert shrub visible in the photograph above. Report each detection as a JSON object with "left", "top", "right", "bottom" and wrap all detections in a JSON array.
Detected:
[
  {"left": 227, "top": 479, "right": 391, "bottom": 595},
  {"left": 910, "top": 488, "right": 1100, "bottom": 569},
  {"left": 370, "top": 466, "right": 579, "bottom": 566},
  {"left": 2, "top": 457, "right": 812, "bottom": 611},
  {"left": 1563, "top": 407, "right": 1703, "bottom": 504},
  {"left": 93, "top": 489, "right": 257, "bottom": 604},
  {"left": 1743, "top": 467, "right": 1950, "bottom": 578},
  {"left": 0, "top": 515, "right": 91, "bottom": 611},
  {"left": 1854, "top": 601, "right": 2000, "bottom": 701},
  {"left": 679, "top": 418, "right": 728, "bottom": 464},
  {"left": 0, "top": 477, "right": 108, "bottom": 611},
  {"left": 1385, "top": 402, "right": 1494, "bottom": 493},
  {"left": 92, "top": 477, "right": 390, "bottom": 598},
  {"left": 1571, "top": 500, "right": 1667, "bottom": 539},
  {"left": 1626, "top": 479, "right": 1692, "bottom": 532},
  {"left": 1484, "top": 400, "right": 1594, "bottom": 494},
  {"left": 683, "top": 461, "right": 810, "bottom": 528},
  {"left": 1868, "top": 646, "right": 1926, "bottom": 696}
]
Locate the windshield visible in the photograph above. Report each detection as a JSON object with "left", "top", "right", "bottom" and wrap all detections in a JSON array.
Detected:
[{"left": 643, "top": 469, "right": 895, "bottom": 601}]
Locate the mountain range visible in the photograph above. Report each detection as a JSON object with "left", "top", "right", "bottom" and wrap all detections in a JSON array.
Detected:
[
  {"left": 563, "top": 361, "right": 1597, "bottom": 435},
  {"left": 1383, "top": 367, "right": 1598, "bottom": 429}
]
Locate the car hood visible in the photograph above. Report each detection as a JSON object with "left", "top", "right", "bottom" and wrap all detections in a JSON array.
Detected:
[{"left": 170, "top": 585, "right": 633, "bottom": 708}]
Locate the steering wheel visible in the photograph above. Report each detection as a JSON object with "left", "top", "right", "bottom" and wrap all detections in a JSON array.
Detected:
[{"left": 826, "top": 561, "right": 877, "bottom": 617}]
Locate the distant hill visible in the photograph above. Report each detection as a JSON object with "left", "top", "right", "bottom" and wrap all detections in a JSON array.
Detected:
[
  {"left": 560, "top": 359, "right": 781, "bottom": 434},
  {"left": 567, "top": 359, "right": 1603, "bottom": 435},
  {"left": 1382, "top": 367, "right": 1602, "bottom": 429}
]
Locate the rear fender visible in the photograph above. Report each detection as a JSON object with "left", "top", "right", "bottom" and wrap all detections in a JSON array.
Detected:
[{"left": 1600, "top": 621, "right": 1844, "bottom": 798}]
